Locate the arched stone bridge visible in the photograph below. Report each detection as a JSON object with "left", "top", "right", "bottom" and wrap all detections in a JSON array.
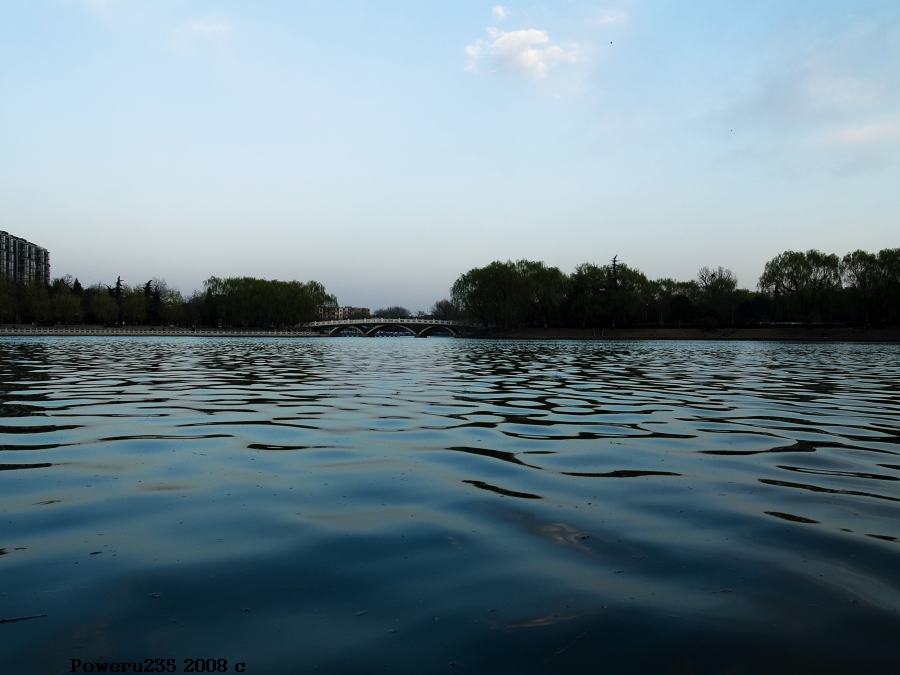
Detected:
[{"left": 302, "top": 318, "right": 477, "bottom": 337}]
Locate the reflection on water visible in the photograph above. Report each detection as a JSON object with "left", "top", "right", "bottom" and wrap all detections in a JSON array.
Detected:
[{"left": 1, "top": 337, "right": 899, "bottom": 673}]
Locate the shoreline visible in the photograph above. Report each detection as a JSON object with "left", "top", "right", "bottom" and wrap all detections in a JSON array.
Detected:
[
  {"left": 0, "top": 326, "right": 320, "bottom": 338},
  {"left": 476, "top": 326, "right": 900, "bottom": 342},
  {"left": 2, "top": 325, "right": 900, "bottom": 341}
]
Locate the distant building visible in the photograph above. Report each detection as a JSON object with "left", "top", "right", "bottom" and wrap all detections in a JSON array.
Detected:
[
  {"left": 317, "top": 305, "right": 371, "bottom": 320},
  {"left": 0, "top": 231, "right": 50, "bottom": 285},
  {"left": 338, "top": 306, "right": 370, "bottom": 320}
]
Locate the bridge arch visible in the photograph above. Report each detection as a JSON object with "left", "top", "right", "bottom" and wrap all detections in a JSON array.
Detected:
[
  {"left": 363, "top": 323, "right": 418, "bottom": 337},
  {"left": 327, "top": 324, "right": 366, "bottom": 337},
  {"left": 416, "top": 324, "right": 459, "bottom": 337},
  {"left": 302, "top": 318, "right": 476, "bottom": 337}
]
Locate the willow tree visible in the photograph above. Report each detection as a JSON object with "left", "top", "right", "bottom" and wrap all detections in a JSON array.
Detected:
[
  {"left": 843, "top": 248, "right": 900, "bottom": 325},
  {"left": 90, "top": 287, "right": 118, "bottom": 324},
  {"left": 609, "top": 263, "right": 654, "bottom": 327},
  {"left": 516, "top": 260, "right": 567, "bottom": 328},
  {"left": 758, "top": 250, "right": 842, "bottom": 322},
  {"left": 201, "top": 276, "right": 337, "bottom": 327},
  {"left": 567, "top": 263, "right": 607, "bottom": 328},
  {"left": 122, "top": 286, "right": 147, "bottom": 324},
  {"left": 50, "top": 279, "right": 80, "bottom": 324},
  {"left": 452, "top": 260, "right": 525, "bottom": 328}
]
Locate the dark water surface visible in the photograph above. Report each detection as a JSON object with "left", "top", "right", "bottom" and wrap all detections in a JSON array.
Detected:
[{"left": 1, "top": 337, "right": 899, "bottom": 673}]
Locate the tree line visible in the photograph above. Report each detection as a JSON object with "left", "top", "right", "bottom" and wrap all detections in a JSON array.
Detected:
[
  {"left": 448, "top": 248, "right": 900, "bottom": 329},
  {"left": 201, "top": 276, "right": 336, "bottom": 327},
  {"left": 3, "top": 247, "right": 897, "bottom": 329},
  {"left": 0, "top": 275, "right": 337, "bottom": 328}
]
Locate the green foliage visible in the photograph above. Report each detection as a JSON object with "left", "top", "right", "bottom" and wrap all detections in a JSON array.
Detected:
[
  {"left": 50, "top": 283, "right": 80, "bottom": 324},
  {"left": 0, "top": 279, "right": 16, "bottom": 323},
  {"left": 649, "top": 278, "right": 699, "bottom": 326},
  {"left": 2, "top": 273, "right": 336, "bottom": 328},
  {"left": 161, "top": 288, "right": 184, "bottom": 325},
  {"left": 122, "top": 286, "right": 147, "bottom": 324},
  {"left": 697, "top": 266, "right": 740, "bottom": 323},
  {"left": 90, "top": 287, "right": 118, "bottom": 324},
  {"left": 113, "top": 276, "right": 124, "bottom": 321},
  {"left": 567, "top": 263, "right": 606, "bottom": 327},
  {"left": 880, "top": 248, "right": 900, "bottom": 323},
  {"left": 452, "top": 257, "right": 777, "bottom": 329},
  {"left": 841, "top": 248, "right": 900, "bottom": 325},
  {"left": 516, "top": 260, "right": 567, "bottom": 328},
  {"left": 201, "top": 276, "right": 336, "bottom": 327},
  {"left": 140, "top": 278, "right": 184, "bottom": 325},
  {"left": 609, "top": 264, "right": 654, "bottom": 326},
  {"left": 374, "top": 306, "right": 411, "bottom": 319},
  {"left": 10, "top": 245, "right": 893, "bottom": 331},
  {"left": 755, "top": 247, "right": 900, "bottom": 325},
  {"left": 24, "top": 282, "right": 50, "bottom": 322},
  {"left": 452, "top": 260, "right": 527, "bottom": 328},
  {"left": 429, "top": 299, "right": 455, "bottom": 320},
  {"left": 759, "top": 250, "right": 843, "bottom": 322}
]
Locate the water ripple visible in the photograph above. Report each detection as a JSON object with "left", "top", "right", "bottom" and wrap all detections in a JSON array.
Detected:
[{"left": 1, "top": 337, "right": 899, "bottom": 671}]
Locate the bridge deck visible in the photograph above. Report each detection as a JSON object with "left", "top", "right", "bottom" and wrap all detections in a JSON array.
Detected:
[
  {"left": 304, "top": 318, "right": 462, "bottom": 327},
  {"left": 302, "top": 318, "right": 478, "bottom": 337}
]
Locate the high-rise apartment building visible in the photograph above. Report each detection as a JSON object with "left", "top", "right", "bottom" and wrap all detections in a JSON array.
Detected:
[{"left": 0, "top": 231, "right": 51, "bottom": 285}]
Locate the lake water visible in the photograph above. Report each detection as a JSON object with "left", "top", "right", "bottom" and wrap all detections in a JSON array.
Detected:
[{"left": 1, "top": 337, "right": 899, "bottom": 674}]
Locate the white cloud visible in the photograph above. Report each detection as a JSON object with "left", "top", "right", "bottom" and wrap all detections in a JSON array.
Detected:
[
  {"left": 182, "top": 18, "right": 230, "bottom": 39},
  {"left": 172, "top": 17, "right": 230, "bottom": 54},
  {"left": 820, "top": 121, "right": 900, "bottom": 147},
  {"left": 720, "top": 20, "right": 900, "bottom": 174},
  {"left": 75, "top": 0, "right": 115, "bottom": 10},
  {"left": 592, "top": 9, "right": 628, "bottom": 25},
  {"left": 466, "top": 28, "right": 577, "bottom": 79},
  {"left": 492, "top": 6, "right": 510, "bottom": 21},
  {"left": 738, "top": 21, "right": 899, "bottom": 128},
  {"left": 805, "top": 120, "right": 900, "bottom": 173}
]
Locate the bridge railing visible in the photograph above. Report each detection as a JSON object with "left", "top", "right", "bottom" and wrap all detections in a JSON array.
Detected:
[
  {"left": 0, "top": 327, "right": 321, "bottom": 336},
  {"left": 304, "top": 318, "right": 464, "bottom": 327}
]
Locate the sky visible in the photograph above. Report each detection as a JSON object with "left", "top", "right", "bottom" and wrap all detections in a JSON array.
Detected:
[{"left": 1, "top": 1, "right": 898, "bottom": 311}]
